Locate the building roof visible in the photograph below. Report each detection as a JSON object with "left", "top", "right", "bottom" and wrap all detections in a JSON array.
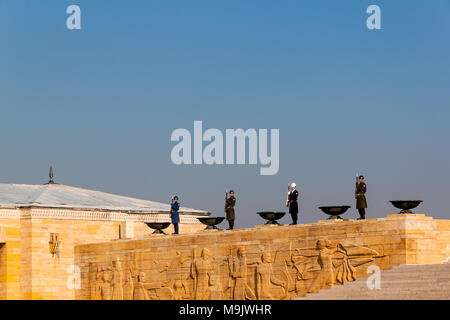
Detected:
[{"left": 0, "top": 183, "right": 209, "bottom": 215}]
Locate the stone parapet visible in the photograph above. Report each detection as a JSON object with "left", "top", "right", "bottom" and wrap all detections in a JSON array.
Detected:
[{"left": 75, "top": 214, "right": 450, "bottom": 300}]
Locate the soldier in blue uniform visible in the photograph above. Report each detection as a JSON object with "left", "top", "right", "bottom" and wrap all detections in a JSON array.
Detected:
[
  {"left": 287, "top": 183, "right": 299, "bottom": 225},
  {"left": 170, "top": 196, "right": 180, "bottom": 234}
]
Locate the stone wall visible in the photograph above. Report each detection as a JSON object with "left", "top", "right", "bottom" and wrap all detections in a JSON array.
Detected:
[
  {"left": 0, "top": 212, "right": 22, "bottom": 300},
  {"left": 74, "top": 214, "right": 450, "bottom": 300},
  {"left": 0, "top": 207, "right": 205, "bottom": 300},
  {"left": 0, "top": 243, "right": 7, "bottom": 299}
]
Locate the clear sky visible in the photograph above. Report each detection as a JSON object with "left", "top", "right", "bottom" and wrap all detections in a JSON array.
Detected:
[{"left": 1, "top": 1, "right": 449, "bottom": 228}]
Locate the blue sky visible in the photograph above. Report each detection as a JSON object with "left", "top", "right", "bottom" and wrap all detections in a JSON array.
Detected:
[{"left": 1, "top": 1, "right": 449, "bottom": 228}]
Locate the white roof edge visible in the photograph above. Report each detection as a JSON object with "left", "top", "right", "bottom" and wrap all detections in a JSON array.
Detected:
[{"left": 0, "top": 183, "right": 210, "bottom": 215}]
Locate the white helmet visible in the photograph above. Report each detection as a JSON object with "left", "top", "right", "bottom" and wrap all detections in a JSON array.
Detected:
[{"left": 291, "top": 182, "right": 296, "bottom": 188}]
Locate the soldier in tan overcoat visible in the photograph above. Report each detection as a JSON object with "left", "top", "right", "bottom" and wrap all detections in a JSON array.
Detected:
[
  {"left": 225, "top": 190, "right": 236, "bottom": 230},
  {"left": 355, "top": 175, "right": 367, "bottom": 220}
]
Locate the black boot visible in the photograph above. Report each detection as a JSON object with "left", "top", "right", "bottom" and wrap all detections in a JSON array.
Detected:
[
  {"left": 290, "top": 213, "right": 298, "bottom": 225},
  {"left": 358, "top": 209, "right": 366, "bottom": 220}
]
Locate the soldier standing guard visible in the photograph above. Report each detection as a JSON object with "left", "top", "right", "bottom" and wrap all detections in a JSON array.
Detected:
[
  {"left": 355, "top": 175, "right": 367, "bottom": 220},
  {"left": 225, "top": 190, "right": 236, "bottom": 230},
  {"left": 287, "top": 183, "right": 299, "bottom": 225},
  {"left": 170, "top": 196, "right": 180, "bottom": 234}
]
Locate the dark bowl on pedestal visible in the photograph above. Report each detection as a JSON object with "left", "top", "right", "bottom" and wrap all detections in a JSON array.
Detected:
[
  {"left": 146, "top": 222, "right": 171, "bottom": 235},
  {"left": 318, "top": 206, "right": 350, "bottom": 219},
  {"left": 197, "top": 217, "right": 225, "bottom": 230},
  {"left": 257, "top": 211, "right": 286, "bottom": 225},
  {"left": 389, "top": 200, "right": 423, "bottom": 214}
]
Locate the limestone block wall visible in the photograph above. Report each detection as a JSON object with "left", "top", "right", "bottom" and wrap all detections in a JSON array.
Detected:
[
  {"left": 0, "top": 243, "right": 5, "bottom": 299},
  {"left": 75, "top": 214, "right": 450, "bottom": 300},
  {"left": 0, "top": 210, "right": 22, "bottom": 300},
  {"left": 0, "top": 207, "right": 205, "bottom": 300}
]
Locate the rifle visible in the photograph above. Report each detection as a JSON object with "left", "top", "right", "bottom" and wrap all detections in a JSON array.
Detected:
[
  {"left": 355, "top": 173, "right": 359, "bottom": 199},
  {"left": 225, "top": 190, "right": 228, "bottom": 213},
  {"left": 286, "top": 183, "right": 291, "bottom": 207}
]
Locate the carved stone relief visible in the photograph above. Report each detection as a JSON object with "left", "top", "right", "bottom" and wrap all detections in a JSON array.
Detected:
[{"left": 86, "top": 239, "right": 381, "bottom": 300}]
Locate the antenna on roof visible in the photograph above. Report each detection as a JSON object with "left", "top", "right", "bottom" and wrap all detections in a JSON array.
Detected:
[{"left": 46, "top": 166, "right": 56, "bottom": 184}]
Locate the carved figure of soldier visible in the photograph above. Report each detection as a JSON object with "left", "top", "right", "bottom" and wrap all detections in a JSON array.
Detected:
[
  {"left": 111, "top": 257, "right": 124, "bottom": 300},
  {"left": 133, "top": 272, "right": 149, "bottom": 300},
  {"left": 123, "top": 268, "right": 134, "bottom": 300},
  {"left": 191, "top": 248, "right": 214, "bottom": 300},
  {"left": 100, "top": 267, "right": 112, "bottom": 300},
  {"left": 167, "top": 250, "right": 190, "bottom": 299},
  {"left": 91, "top": 266, "right": 103, "bottom": 300},
  {"left": 230, "top": 246, "right": 256, "bottom": 300},
  {"left": 251, "top": 252, "right": 286, "bottom": 300}
]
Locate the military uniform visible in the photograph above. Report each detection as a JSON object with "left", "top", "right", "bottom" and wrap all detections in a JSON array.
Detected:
[
  {"left": 355, "top": 181, "right": 367, "bottom": 219},
  {"left": 288, "top": 189, "right": 299, "bottom": 224},
  {"left": 225, "top": 194, "right": 236, "bottom": 230},
  {"left": 171, "top": 200, "right": 180, "bottom": 234}
]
